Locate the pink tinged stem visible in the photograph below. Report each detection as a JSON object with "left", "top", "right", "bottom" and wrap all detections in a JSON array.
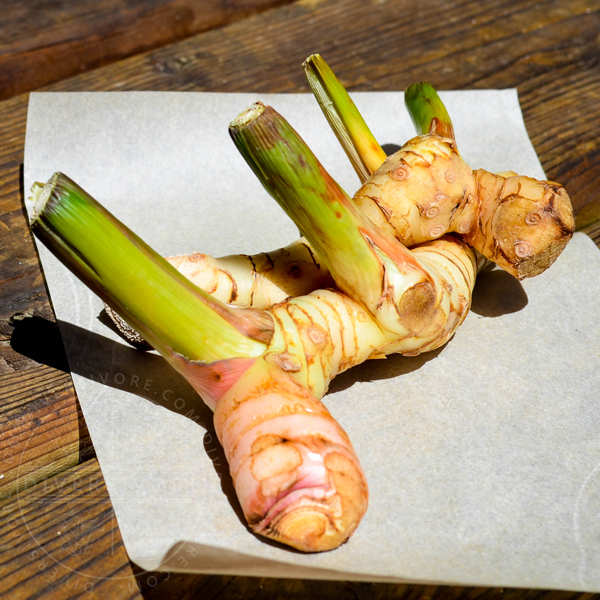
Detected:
[
  {"left": 359, "top": 225, "right": 428, "bottom": 275},
  {"left": 170, "top": 353, "right": 258, "bottom": 411}
]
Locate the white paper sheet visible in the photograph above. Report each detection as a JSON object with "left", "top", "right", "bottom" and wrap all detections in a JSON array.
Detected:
[{"left": 23, "top": 91, "right": 600, "bottom": 590}]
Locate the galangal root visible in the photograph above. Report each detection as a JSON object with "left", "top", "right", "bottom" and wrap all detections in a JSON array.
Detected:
[{"left": 30, "top": 56, "right": 574, "bottom": 553}]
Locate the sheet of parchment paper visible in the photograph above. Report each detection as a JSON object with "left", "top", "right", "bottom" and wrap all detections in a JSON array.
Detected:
[{"left": 23, "top": 91, "right": 600, "bottom": 590}]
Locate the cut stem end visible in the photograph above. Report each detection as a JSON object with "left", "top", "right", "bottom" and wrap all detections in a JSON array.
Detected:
[
  {"left": 29, "top": 175, "right": 58, "bottom": 224},
  {"left": 230, "top": 102, "right": 266, "bottom": 129}
]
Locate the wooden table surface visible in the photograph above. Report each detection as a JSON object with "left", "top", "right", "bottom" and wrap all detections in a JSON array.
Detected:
[{"left": 1, "top": 0, "right": 599, "bottom": 598}]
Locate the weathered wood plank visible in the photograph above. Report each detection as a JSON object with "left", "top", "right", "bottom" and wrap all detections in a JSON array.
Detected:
[
  {"left": 138, "top": 575, "right": 599, "bottom": 600},
  {"left": 0, "top": 94, "right": 93, "bottom": 502},
  {"left": 581, "top": 220, "right": 600, "bottom": 248},
  {"left": 0, "top": 0, "right": 294, "bottom": 100},
  {"left": 0, "top": 98, "right": 44, "bottom": 345},
  {"left": 0, "top": 362, "right": 93, "bottom": 500},
  {"left": 0, "top": 459, "right": 141, "bottom": 599}
]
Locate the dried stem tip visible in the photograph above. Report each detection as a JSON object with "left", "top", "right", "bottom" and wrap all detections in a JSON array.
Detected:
[{"left": 230, "top": 102, "right": 266, "bottom": 128}]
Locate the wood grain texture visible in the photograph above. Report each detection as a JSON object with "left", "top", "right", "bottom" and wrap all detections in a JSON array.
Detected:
[
  {"left": 0, "top": 95, "right": 93, "bottom": 502},
  {"left": 0, "top": 459, "right": 141, "bottom": 599},
  {"left": 581, "top": 219, "right": 600, "bottom": 248},
  {"left": 0, "top": 97, "right": 48, "bottom": 360},
  {"left": 0, "top": 0, "right": 294, "bottom": 101},
  {"left": 0, "top": 364, "right": 92, "bottom": 501},
  {"left": 2, "top": 0, "right": 600, "bottom": 597}
]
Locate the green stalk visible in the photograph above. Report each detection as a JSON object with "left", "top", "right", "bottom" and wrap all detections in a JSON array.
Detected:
[
  {"left": 404, "top": 82, "right": 455, "bottom": 140},
  {"left": 303, "top": 54, "right": 387, "bottom": 182},
  {"left": 229, "top": 103, "right": 385, "bottom": 303},
  {"left": 30, "top": 173, "right": 273, "bottom": 364}
]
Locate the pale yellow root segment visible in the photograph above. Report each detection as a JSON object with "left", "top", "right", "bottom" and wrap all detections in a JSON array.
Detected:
[
  {"left": 354, "top": 134, "right": 478, "bottom": 245},
  {"left": 354, "top": 134, "right": 574, "bottom": 279},
  {"left": 201, "top": 236, "right": 476, "bottom": 552},
  {"left": 167, "top": 238, "right": 333, "bottom": 308}
]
